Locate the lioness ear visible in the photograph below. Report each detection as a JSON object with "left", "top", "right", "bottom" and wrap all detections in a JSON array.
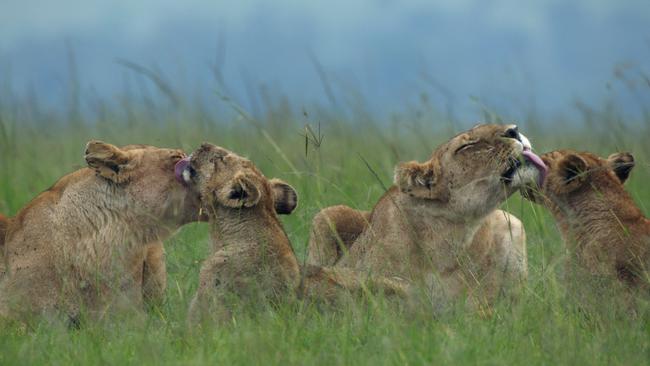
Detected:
[
  {"left": 607, "top": 152, "right": 634, "bottom": 183},
  {"left": 216, "top": 173, "right": 262, "bottom": 208},
  {"left": 394, "top": 159, "right": 447, "bottom": 201},
  {"left": 557, "top": 153, "right": 588, "bottom": 191},
  {"left": 269, "top": 178, "right": 298, "bottom": 215},
  {"left": 85, "top": 140, "right": 132, "bottom": 183}
]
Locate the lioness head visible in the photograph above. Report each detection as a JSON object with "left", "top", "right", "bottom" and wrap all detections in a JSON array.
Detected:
[
  {"left": 522, "top": 149, "right": 634, "bottom": 205},
  {"left": 176, "top": 143, "right": 298, "bottom": 216},
  {"left": 394, "top": 124, "right": 547, "bottom": 219},
  {"left": 84, "top": 140, "right": 201, "bottom": 226}
]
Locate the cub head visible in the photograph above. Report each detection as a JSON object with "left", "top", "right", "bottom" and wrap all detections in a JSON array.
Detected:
[
  {"left": 394, "top": 124, "right": 547, "bottom": 219},
  {"left": 84, "top": 140, "right": 201, "bottom": 226},
  {"left": 176, "top": 143, "right": 298, "bottom": 216},
  {"left": 522, "top": 149, "right": 635, "bottom": 204}
]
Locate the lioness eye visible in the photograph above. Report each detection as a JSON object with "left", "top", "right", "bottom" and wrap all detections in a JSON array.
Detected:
[{"left": 454, "top": 141, "right": 480, "bottom": 154}]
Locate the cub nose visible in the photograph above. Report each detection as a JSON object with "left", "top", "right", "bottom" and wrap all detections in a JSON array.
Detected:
[{"left": 504, "top": 126, "right": 521, "bottom": 141}]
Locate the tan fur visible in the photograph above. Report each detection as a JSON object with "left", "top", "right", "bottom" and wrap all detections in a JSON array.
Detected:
[
  {"left": 185, "top": 144, "right": 409, "bottom": 323},
  {"left": 307, "top": 124, "right": 537, "bottom": 310},
  {"left": 523, "top": 150, "right": 650, "bottom": 291},
  {"left": 297, "top": 265, "right": 410, "bottom": 302},
  {"left": 0, "top": 142, "right": 200, "bottom": 321},
  {"left": 306, "top": 205, "right": 371, "bottom": 266}
]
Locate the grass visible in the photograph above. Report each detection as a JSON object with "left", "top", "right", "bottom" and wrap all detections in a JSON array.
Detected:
[{"left": 0, "top": 69, "right": 649, "bottom": 365}]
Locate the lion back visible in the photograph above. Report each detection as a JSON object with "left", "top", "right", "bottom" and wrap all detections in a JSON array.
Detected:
[
  {"left": 0, "top": 214, "right": 7, "bottom": 249},
  {"left": 0, "top": 213, "right": 8, "bottom": 275}
]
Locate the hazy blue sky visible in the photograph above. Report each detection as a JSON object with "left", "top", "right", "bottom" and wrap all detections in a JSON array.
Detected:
[{"left": 1, "top": 0, "right": 649, "bottom": 120}]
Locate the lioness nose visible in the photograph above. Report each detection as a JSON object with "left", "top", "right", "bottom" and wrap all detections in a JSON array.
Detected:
[{"left": 504, "top": 126, "right": 521, "bottom": 142}]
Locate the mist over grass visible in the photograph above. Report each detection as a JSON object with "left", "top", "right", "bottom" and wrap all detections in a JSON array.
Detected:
[
  {"left": 0, "top": 65, "right": 649, "bottom": 365},
  {"left": 4, "top": 0, "right": 650, "bottom": 120}
]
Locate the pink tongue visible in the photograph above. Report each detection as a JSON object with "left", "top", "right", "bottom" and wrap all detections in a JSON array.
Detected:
[
  {"left": 174, "top": 157, "right": 191, "bottom": 186},
  {"left": 522, "top": 149, "right": 548, "bottom": 187}
]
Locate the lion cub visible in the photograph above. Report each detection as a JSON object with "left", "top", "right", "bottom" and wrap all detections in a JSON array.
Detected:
[
  {"left": 523, "top": 150, "right": 649, "bottom": 291},
  {"left": 181, "top": 143, "right": 301, "bottom": 322}
]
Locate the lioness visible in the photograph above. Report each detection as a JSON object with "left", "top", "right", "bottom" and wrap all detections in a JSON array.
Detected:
[
  {"left": 181, "top": 144, "right": 409, "bottom": 322},
  {"left": 522, "top": 150, "right": 649, "bottom": 291},
  {"left": 307, "top": 124, "right": 547, "bottom": 310},
  {"left": 0, "top": 141, "right": 201, "bottom": 321}
]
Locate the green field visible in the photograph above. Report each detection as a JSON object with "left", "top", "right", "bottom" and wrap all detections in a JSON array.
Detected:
[{"left": 0, "top": 88, "right": 649, "bottom": 365}]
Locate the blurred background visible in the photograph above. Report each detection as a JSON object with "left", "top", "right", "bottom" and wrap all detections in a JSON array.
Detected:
[{"left": 2, "top": 0, "right": 649, "bottom": 124}]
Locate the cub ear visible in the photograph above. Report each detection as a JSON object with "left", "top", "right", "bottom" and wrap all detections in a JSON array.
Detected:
[
  {"left": 269, "top": 178, "right": 298, "bottom": 215},
  {"left": 85, "top": 140, "right": 132, "bottom": 183},
  {"left": 607, "top": 152, "right": 634, "bottom": 183},
  {"left": 557, "top": 153, "right": 588, "bottom": 192},
  {"left": 394, "top": 159, "right": 447, "bottom": 201},
  {"left": 215, "top": 173, "right": 262, "bottom": 209}
]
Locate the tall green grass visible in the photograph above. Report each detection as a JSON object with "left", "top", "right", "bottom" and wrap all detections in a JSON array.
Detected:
[{"left": 0, "top": 63, "right": 649, "bottom": 365}]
